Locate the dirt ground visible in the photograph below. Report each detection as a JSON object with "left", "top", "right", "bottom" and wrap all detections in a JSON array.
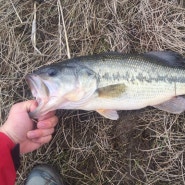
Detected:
[{"left": 1, "top": 0, "right": 185, "bottom": 184}]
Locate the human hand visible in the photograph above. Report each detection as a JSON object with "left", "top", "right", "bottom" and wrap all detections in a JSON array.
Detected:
[{"left": 0, "top": 100, "right": 58, "bottom": 154}]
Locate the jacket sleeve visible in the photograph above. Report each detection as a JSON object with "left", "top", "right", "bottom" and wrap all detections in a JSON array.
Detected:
[{"left": 0, "top": 132, "right": 20, "bottom": 185}]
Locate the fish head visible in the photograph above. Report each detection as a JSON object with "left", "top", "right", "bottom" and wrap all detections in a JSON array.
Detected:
[
  {"left": 26, "top": 64, "right": 80, "bottom": 118},
  {"left": 26, "top": 63, "right": 98, "bottom": 118},
  {"left": 26, "top": 66, "right": 74, "bottom": 99}
]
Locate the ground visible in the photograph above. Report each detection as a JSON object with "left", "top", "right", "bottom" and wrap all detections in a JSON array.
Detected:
[{"left": 1, "top": 0, "right": 185, "bottom": 184}]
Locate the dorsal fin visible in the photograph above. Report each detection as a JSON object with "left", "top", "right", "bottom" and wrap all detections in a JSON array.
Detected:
[{"left": 142, "top": 51, "right": 185, "bottom": 68}]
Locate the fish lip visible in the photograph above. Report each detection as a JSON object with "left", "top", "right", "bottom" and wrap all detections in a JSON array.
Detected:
[{"left": 26, "top": 74, "right": 38, "bottom": 98}]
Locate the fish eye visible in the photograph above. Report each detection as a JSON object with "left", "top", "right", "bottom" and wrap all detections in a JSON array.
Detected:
[{"left": 47, "top": 68, "right": 57, "bottom": 77}]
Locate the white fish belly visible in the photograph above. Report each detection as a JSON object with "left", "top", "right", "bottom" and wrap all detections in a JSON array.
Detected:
[{"left": 79, "top": 81, "right": 185, "bottom": 110}]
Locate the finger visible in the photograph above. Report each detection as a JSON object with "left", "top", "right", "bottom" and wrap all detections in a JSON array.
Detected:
[
  {"left": 37, "top": 116, "right": 58, "bottom": 129},
  {"left": 32, "top": 135, "right": 52, "bottom": 144},
  {"left": 38, "top": 111, "right": 56, "bottom": 121},
  {"left": 20, "top": 142, "right": 42, "bottom": 154},
  {"left": 27, "top": 128, "right": 54, "bottom": 139}
]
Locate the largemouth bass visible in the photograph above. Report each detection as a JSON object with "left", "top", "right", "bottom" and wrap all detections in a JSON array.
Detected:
[{"left": 26, "top": 51, "right": 185, "bottom": 120}]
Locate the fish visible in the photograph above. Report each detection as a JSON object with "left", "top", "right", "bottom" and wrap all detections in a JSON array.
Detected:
[{"left": 26, "top": 51, "right": 185, "bottom": 120}]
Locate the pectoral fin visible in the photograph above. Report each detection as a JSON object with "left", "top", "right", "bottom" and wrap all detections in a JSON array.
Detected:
[
  {"left": 153, "top": 96, "right": 185, "bottom": 114},
  {"left": 97, "top": 84, "right": 126, "bottom": 98},
  {"left": 96, "top": 109, "right": 119, "bottom": 120}
]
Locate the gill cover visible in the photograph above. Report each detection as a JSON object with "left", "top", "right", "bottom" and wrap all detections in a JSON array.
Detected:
[{"left": 65, "top": 64, "right": 98, "bottom": 100}]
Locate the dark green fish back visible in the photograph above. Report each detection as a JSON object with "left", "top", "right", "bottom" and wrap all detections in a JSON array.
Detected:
[
  {"left": 38, "top": 51, "right": 185, "bottom": 72},
  {"left": 63, "top": 51, "right": 185, "bottom": 70}
]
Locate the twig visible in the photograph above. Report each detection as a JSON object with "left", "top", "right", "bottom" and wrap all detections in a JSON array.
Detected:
[
  {"left": 57, "top": 0, "right": 62, "bottom": 57},
  {"left": 31, "top": 1, "right": 41, "bottom": 54},
  {"left": 10, "top": 0, "right": 23, "bottom": 24},
  {"left": 58, "top": 0, "right": 71, "bottom": 59}
]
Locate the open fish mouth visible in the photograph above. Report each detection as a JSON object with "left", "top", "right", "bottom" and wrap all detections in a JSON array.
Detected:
[
  {"left": 26, "top": 75, "right": 38, "bottom": 98},
  {"left": 26, "top": 74, "right": 52, "bottom": 118},
  {"left": 26, "top": 74, "right": 49, "bottom": 104}
]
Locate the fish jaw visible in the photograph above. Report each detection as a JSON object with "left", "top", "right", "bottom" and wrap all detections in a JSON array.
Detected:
[
  {"left": 28, "top": 97, "right": 67, "bottom": 118},
  {"left": 28, "top": 98, "right": 48, "bottom": 118}
]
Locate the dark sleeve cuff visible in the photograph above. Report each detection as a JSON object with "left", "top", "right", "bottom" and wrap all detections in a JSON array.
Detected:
[{"left": 11, "top": 144, "right": 20, "bottom": 171}]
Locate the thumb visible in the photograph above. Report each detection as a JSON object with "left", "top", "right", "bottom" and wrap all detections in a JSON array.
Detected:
[
  {"left": 9, "top": 100, "right": 38, "bottom": 115},
  {"left": 19, "top": 100, "right": 38, "bottom": 113}
]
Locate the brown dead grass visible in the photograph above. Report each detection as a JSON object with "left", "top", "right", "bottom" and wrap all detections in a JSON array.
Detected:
[{"left": 1, "top": 0, "right": 185, "bottom": 184}]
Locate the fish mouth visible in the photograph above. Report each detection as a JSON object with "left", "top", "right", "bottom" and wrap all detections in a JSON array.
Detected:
[
  {"left": 26, "top": 74, "right": 39, "bottom": 99},
  {"left": 26, "top": 75, "right": 46, "bottom": 101},
  {"left": 26, "top": 74, "right": 50, "bottom": 118}
]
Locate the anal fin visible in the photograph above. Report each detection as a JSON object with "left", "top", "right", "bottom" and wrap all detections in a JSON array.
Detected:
[
  {"left": 153, "top": 96, "right": 185, "bottom": 114},
  {"left": 96, "top": 109, "right": 119, "bottom": 120}
]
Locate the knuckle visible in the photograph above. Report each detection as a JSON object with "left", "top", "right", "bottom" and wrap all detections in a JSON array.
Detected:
[
  {"left": 50, "top": 128, "right": 55, "bottom": 134},
  {"left": 52, "top": 115, "right": 58, "bottom": 122},
  {"left": 49, "top": 116, "right": 58, "bottom": 126},
  {"left": 44, "top": 135, "right": 52, "bottom": 143}
]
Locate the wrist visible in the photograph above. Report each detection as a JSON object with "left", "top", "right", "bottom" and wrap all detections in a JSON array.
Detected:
[
  {"left": 0, "top": 125, "right": 18, "bottom": 144},
  {"left": 0, "top": 126, "right": 7, "bottom": 136}
]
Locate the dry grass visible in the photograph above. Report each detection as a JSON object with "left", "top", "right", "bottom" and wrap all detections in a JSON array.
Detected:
[{"left": 1, "top": 0, "right": 185, "bottom": 184}]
